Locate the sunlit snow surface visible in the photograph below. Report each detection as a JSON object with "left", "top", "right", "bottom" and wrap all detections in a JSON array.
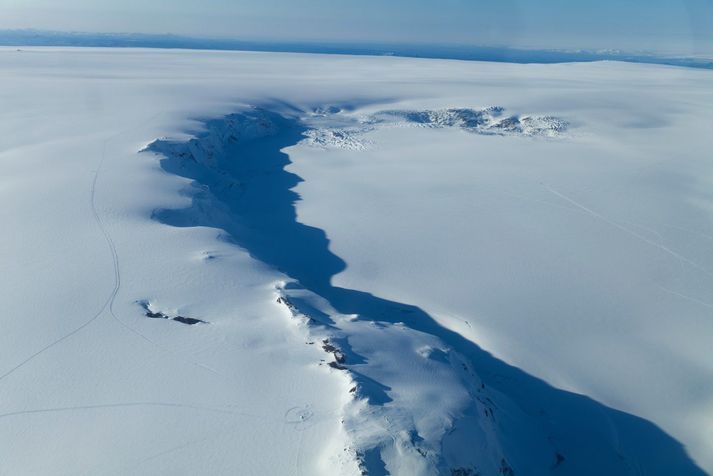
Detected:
[{"left": 1, "top": 48, "right": 713, "bottom": 475}]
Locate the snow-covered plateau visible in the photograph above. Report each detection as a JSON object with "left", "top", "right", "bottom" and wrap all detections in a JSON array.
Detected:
[{"left": 1, "top": 47, "right": 712, "bottom": 475}]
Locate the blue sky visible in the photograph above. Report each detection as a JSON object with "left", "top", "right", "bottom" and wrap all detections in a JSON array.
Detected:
[{"left": 1, "top": 0, "right": 712, "bottom": 54}]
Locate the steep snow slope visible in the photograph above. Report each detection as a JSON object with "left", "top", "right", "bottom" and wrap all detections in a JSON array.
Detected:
[{"left": 0, "top": 47, "right": 712, "bottom": 475}]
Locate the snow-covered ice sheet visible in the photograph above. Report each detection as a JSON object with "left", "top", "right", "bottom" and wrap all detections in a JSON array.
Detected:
[{"left": 0, "top": 47, "right": 712, "bottom": 475}]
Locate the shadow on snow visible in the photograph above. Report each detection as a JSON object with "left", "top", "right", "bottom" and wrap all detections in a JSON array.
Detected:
[{"left": 147, "top": 107, "right": 705, "bottom": 476}]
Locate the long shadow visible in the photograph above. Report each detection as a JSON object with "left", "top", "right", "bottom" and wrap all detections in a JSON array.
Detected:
[{"left": 148, "top": 108, "right": 706, "bottom": 475}]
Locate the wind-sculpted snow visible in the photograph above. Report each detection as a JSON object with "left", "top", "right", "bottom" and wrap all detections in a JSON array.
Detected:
[
  {"left": 301, "top": 106, "right": 568, "bottom": 150},
  {"left": 4, "top": 48, "right": 713, "bottom": 476},
  {"left": 145, "top": 107, "right": 704, "bottom": 476}
]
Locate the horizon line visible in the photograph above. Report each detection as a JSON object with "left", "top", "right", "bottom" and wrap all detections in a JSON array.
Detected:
[{"left": 1, "top": 28, "right": 712, "bottom": 70}]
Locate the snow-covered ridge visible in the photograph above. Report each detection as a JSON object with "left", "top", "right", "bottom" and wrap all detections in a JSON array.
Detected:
[
  {"left": 303, "top": 128, "right": 374, "bottom": 151},
  {"left": 145, "top": 109, "right": 507, "bottom": 474},
  {"left": 143, "top": 106, "right": 703, "bottom": 476},
  {"left": 302, "top": 106, "right": 568, "bottom": 150},
  {"left": 372, "top": 107, "right": 568, "bottom": 136},
  {"left": 146, "top": 110, "right": 279, "bottom": 167}
]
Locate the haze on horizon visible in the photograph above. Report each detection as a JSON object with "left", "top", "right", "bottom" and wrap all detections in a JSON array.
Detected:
[{"left": 1, "top": 0, "right": 712, "bottom": 55}]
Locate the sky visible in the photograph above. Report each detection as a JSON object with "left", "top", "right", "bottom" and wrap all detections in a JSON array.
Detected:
[{"left": 1, "top": 0, "right": 712, "bottom": 55}]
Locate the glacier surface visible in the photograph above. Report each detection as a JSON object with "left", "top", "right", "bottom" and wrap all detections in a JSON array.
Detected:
[{"left": 1, "top": 47, "right": 712, "bottom": 475}]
